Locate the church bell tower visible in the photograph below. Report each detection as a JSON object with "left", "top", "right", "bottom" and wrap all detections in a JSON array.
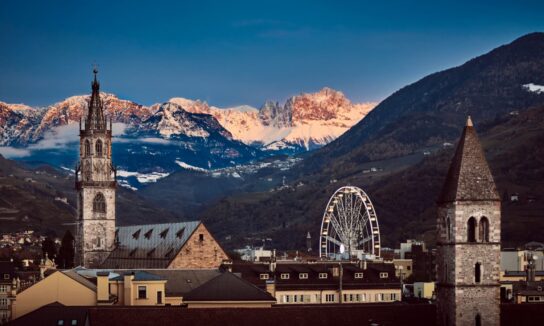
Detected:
[
  {"left": 436, "top": 117, "right": 501, "bottom": 326},
  {"left": 75, "top": 69, "right": 117, "bottom": 268}
]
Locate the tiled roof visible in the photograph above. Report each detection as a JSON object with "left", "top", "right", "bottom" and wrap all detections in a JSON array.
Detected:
[
  {"left": 74, "top": 268, "right": 221, "bottom": 297},
  {"left": 183, "top": 272, "right": 276, "bottom": 302},
  {"left": 8, "top": 303, "right": 89, "bottom": 326},
  {"left": 101, "top": 221, "right": 201, "bottom": 269},
  {"left": 230, "top": 262, "right": 400, "bottom": 291},
  {"left": 439, "top": 117, "right": 500, "bottom": 203},
  {"left": 111, "top": 271, "right": 166, "bottom": 282}
]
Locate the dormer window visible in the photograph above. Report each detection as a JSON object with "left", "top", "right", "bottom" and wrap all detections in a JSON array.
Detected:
[
  {"left": 176, "top": 228, "right": 185, "bottom": 239},
  {"left": 147, "top": 248, "right": 156, "bottom": 257},
  {"left": 299, "top": 273, "right": 308, "bottom": 279},
  {"left": 319, "top": 273, "right": 328, "bottom": 279},
  {"left": 129, "top": 248, "right": 138, "bottom": 257},
  {"left": 354, "top": 272, "right": 364, "bottom": 279},
  {"left": 379, "top": 272, "right": 388, "bottom": 279},
  {"left": 164, "top": 248, "right": 174, "bottom": 258},
  {"left": 144, "top": 229, "right": 153, "bottom": 239},
  {"left": 280, "top": 273, "right": 290, "bottom": 280},
  {"left": 132, "top": 229, "right": 141, "bottom": 239},
  {"left": 259, "top": 273, "right": 269, "bottom": 280},
  {"left": 160, "top": 228, "right": 169, "bottom": 238}
]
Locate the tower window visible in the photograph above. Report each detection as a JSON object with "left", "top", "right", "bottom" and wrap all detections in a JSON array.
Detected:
[
  {"left": 93, "top": 193, "right": 106, "bottom": 213},
  {"left": 467, "top": 217, "right": 476, "bottom": 242},
  {"left": 475, "top": 313, "right": 481, "bottom": 326},
  {"left": 85, "top": 140, "right": 91, "bottom": 156},
  {"left": 95, "top": 139, "right": 103, "bottom": 157},
  {"left": 479, "top": 217, "right": 489, "bottom": 242},
  {"left": 475, "top": 262, "right": 481, "bottom": 283},
  {"left": 199, "top": 234, "right": 204, "bottom": 242}
]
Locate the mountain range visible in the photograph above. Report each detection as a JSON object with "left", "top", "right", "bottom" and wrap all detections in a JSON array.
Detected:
[
  {"left": 1, "top": 33, "right": 543, "bottom": 251},
  {"left": 0, "top": 88, "right": 374, "bottom": 188}
]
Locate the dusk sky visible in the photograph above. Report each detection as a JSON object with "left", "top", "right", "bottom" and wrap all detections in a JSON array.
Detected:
[{"left": 1, "top": 0, "right": 543, "bottom": 107}]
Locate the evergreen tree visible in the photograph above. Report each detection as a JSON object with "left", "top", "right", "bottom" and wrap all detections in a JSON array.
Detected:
[
  {"left": 57, "top": 230, "right": 75, "bottom": 268},
  {"left": 41, "top": 236, "right": 57, "bottom": 261}
]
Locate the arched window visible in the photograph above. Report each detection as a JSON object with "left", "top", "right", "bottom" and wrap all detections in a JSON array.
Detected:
[
  {"left": 475, "top": 313, "right": 481, "bottom": 326},
  {"left": 95, "top": 139, "right": 103, "bottom": 157},
  {"left": 85, "top": 140, "right": 91, "bottom": 156},
  {"left": 93, "top": 193, "right": 106, "bottom": 213},
  {"left": 467, "top": 217, "right": 477, "bottom": 242},
  {"left": 445, "top": 217, "right": 451, "bottom": 241},
  {"left": 479, "top": 217, "right": 489, "bottom": 242},
  {"left": 475, "top": 262, "right": 481, "bottom": 283}
]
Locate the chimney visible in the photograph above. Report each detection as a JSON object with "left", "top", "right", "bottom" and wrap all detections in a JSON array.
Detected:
[
  {"left": 96, "top": 271, "right": 110, "bottom": 304},
  {"left": 124, "top": 272, "right": 135, "bottom": 306}
]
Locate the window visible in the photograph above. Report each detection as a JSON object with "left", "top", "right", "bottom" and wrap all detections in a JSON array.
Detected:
[
  {"left": 95, "top": 139, "right": 103, "bottom": 157},
  {"left": 375, "top": 293, "right": 381, "bottom": 302},
  {"left": 0, "top": 285, "right": 7, "bottom": 293},
  {"left": 325, "top": 294, "right": 335, "bottom": 302},
  {"left": 259, "top": 273, "right": 269, "bottom": 280},
  {"left": 299, "top": 273, "right": 308, "bottom": 279},
  {"left": 160, "top": 228, "right": 169, "bottom": 238},
  {"left": 199, "top": 233, "right": 204, "bottom": 241},
  {"left": 475, "top": 313, "right": 481, "bottom": 326},
  {"left": 467, "top": 217, "right": 477, "bottom": 242},
  {"left": 379, "top": 272, "right": 388, "bottom": 278},
  {"left": 319, "top": 273, "right": 328, "bottom": 279},
  {"left": 280, "top": 273, "right": 290, "bottom": 280},
  {"left": 0, "top": 298, "right": 7, "bottom": 307},
  {"left": 176, "top": 228, "right": 185, "bottom": 239},
  {"left": 354, "top": 273, "right": 363, "bottom": 279},
  {"left": 3, "top": 274, "right": 9, "bottom": 280},
  {"left": 157, "top": 291, "right": 162, "bottom": 304},
  {"left": 144, "top": 229, "right": 153, "bottom": 239},
  {"left": 361, "top": 293, "right": 367, "bottom": 302},
  {"left": 479, "top": 217, "right": 489, "bottom": 242},
  {"left": 93, "top": 193, "right": 106, "bottom": 213},
  {"left": 132, "top": 229, "right": 141, "bottom": 239},
  {"left": 283, "top": 295, "right": 290, "bottom": 303},
  {"left": 84, "top": 140, "right": 91, "bottom": 156},
  {"left": 71, "top": 320, "right": 78, "bottom": 326},
  {"left": 96, "top": 237, "right": 101, "bottom": 248},
  {"left": 475, "top": 263, "right": 481, "bottom": 283},
  {"left": 138, "top": 286, "right": 147, "bottom": 299},
  {"left": 57, "top": 320, "right": 64, "bottom": 326}
]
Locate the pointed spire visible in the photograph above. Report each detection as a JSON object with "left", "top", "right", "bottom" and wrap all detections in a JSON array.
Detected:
[
  {"left": 438, "top": 117, "right": 500, "bottom": 203},
  {"left": 466, "top": 115, "right": 473, "bottom": 127},
  {"left": 85, "top": 68, "right": 106, "bottom": 130}
]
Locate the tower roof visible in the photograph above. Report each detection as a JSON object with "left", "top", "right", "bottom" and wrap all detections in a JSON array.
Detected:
[
  {"left": 438, "top": 116, "right": 500, "bottom": 203},
  {"left": 85, "top": 68, "right": 106, "bottom": 130}
]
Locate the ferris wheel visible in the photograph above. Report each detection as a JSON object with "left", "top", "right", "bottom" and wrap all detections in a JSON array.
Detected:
[{"left": 319, "top": 186, "right": 381, "bottom": 260}]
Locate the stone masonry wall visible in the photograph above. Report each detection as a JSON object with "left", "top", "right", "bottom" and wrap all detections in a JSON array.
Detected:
[{"left": 168, "top": 223, "right": 229, "bottom": 269}]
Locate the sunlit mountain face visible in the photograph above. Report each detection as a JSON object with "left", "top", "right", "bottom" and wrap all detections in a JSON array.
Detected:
[{"left": 0, "top": 88, "right": 375, "bottom": 189}]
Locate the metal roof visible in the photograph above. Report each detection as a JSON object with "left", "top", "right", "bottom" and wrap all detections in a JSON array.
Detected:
[{"left": 101, "top": 221, "right": 201, "bottom": 269}]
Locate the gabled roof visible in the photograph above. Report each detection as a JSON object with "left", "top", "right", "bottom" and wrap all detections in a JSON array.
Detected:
[
  {"left": 438, "top": 117, "right": 500, "bottom": 203},
  {"left": 8, "top": 303, "right": 89, "bottom": 326},
  {"left": 183, "top": 272, "right": 276, "bottom": 302},
  {"left": 101, "top": 221, "right": 201, "bottom": 269},
  {"left": 61, "top": 270, "right": 98, "bottom": 291}
]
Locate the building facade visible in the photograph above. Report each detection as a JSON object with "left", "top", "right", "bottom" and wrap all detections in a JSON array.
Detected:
[
  {"left": 75, "top": 69, "right": 117, "bottom": 268},
  {"left": 436, "top": 117, "right": 501, "bottom": 326}
]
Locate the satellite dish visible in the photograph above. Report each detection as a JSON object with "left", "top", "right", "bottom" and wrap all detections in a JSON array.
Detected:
[{"left": 340, "top": 244, "right": 345, "bottom": 254}]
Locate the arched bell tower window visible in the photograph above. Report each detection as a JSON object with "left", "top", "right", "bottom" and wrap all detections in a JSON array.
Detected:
[
  {"left": 85, "top": 140, "right": 91, "bottom": 156},
  {"left": 95, "top": 139, "right": 103, "bottom": 157},
  {"left": 467, "top": 217, "right": 476, "bottom": 242},
  {"left": 479, "top": 217, "right": 489, "bottom": 242},
  {"left": 93, "top": 193, "right": 106, "bottom": 213},
  {"left": 475, "top": 262, "right": 481, "bottom": 283}
]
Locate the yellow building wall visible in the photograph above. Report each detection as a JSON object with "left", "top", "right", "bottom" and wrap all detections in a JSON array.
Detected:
[
  {"left": 275, "top": 288, "right": 401, "bottom": 304},
  {"left": 108, "top": 280, "right": 166, "bottom": 306},
  {"left": 13, "top": 272, "right": 97, "bottom": 318}
]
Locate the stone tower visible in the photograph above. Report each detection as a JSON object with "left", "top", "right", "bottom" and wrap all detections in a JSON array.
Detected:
[
  {"left": 75, "top": 69, "right": 117, "bottom": 268},
  {"left": 436, "top": 117, "right": 501, "bottom": 326}
]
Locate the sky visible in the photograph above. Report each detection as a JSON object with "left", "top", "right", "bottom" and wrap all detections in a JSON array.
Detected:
[{"left": 1, "top": 0, "right": 543, "bottom": 107}]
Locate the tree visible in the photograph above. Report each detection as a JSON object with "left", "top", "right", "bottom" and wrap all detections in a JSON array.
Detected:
[
  {"left": 41, "top": 236, "right": 57, "bottom": 261},
  {"left": 57, "top": 230, "right": 75, "bottom": 269}
]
